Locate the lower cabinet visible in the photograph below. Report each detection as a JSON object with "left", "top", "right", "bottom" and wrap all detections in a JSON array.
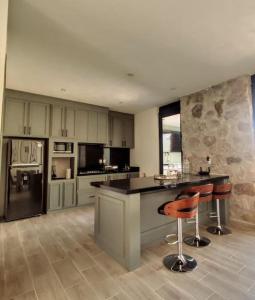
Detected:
[
  {"left": 77, "top": 175, "right": 107, "bottom": 206},
  {"left": 48, "top": 181, "right": 76, "bottom": 211},
  {"left": 76, "top": 173, "right": 139, "bottom": 207}
]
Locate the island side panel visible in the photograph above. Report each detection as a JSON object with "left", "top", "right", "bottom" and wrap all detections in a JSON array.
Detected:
[{"left": 94, "top": 188, "right": 141, "bottom": 271}]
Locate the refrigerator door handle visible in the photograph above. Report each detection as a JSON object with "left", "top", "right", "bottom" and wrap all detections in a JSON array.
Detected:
[{"left": 9, "top": 163, "right": 41, "bottom": 168}]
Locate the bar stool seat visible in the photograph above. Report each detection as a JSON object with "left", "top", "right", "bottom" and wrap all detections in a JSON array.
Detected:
[
  {"left": 207, "top": 183, "right": 232, "bottom": 235},
  {"left": 182, "top": 184, "right": 213, "bottom": 248},
  {"left": 158, "top": 192, "right": 199, "bottom": 272}
]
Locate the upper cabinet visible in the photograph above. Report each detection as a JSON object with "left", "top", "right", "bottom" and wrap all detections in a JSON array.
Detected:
[
  {"left": 3, "top": 91, "right": 133, "bottom": 147},
  {"left": 51, "top": 105, "right": 75, "bottom": 138},
  {"left": 97, "top": 111, "right": 108, "bottom": 144},
  {"left": 109, "top": 111, "right": 134, "bottom": 148},
  {"left": 76, "top": 109, "right": 108, "bottom": 144},
  {"left": 4, "top": 97, "right": 50, "bottom": 137},
  {"left": 87, "top": 110, "right": 98, "bottom": 143},
  {"left": 75, "top": 109, "right": 88, "bottom": 141}
]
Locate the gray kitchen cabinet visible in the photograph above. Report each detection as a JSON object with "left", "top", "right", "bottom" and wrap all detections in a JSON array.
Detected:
[
  {"left": 29, "top": 102, "right": 50, "bottom": 137},
  {"left": 51, "top": 105, "right": 64, "bottom": 137},
  {"left": 4, "top": 98, "right": 27, "bottom": 136},
  {"left": 4, "top": 98, "right": 50, "bottom": 137},
  {"left": 48, "top": 180, "right": 76, "bottom": 210},
  {"left": 77, "top": 175, "right": 106, "bottom": 206},
  {"left": 51, "top": 105, "right": 75, "bottom": 138},
  {"left": 109, "top": 112, "right": 134, "bottom": 148},
  {"left": 110, "top": 116, "right": 123, "bottom": 147},
  {"left": 75, "top": 109, "right": 88, "bottom": 141},
  {"left": 48, "top": 182, "right": 63, "bottom": 210},
  {"left": 123, "top": 118, "right": 134, "bottom": 148},
  {"left": 65, "top": 107, "right": 76, "bottom": 138},
  {"left": 63, "top": 181, "right": 76, "bottom": 208},
  {"left": 87, "top": 110, "right": 98, "bottom": 143},
  {"left": 97, "top": 112, "right": 108, "bottom": 144}
]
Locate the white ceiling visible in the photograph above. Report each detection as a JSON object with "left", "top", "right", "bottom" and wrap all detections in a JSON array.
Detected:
[{"left": 6, "top": 0, "right": 255, "bottom": 113}]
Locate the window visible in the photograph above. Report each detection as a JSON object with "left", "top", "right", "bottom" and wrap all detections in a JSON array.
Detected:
[{"left": 159, "top": 101, "right": 182, "bottom": 174}]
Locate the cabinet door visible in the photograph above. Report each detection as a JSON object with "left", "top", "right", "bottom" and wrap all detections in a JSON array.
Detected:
[
  {"left": 51, "top": 105, "right": 64, "bottom": 137},
  {"left": 29, "top": 102, "right": 50, "bottom": 137},
  {"left": 87, "top": 111, "right": 98, "bottom": 143},
  {"left": 97, "top": 112, "right": 108, "bottom": 144},
  {"left": 48, "top": 182, "right": 62, "bottom": 210},
  {"left": 65, "top": 107, "right": 75, "bottom": 138},
  {"left": 123, "top": 118, "right": 134, "bottom": 148},
  {"left": 111, "top": 116, "right": 123, "bottom": 147},
  {"left": 63, "top": 181, "right": 76, "bottom": 208},
  {"left": 4, "top": 98, "right": 27, "bottom": 136},
  {"left": 75, "top": 109, "right": 88, "bottom": 141}
]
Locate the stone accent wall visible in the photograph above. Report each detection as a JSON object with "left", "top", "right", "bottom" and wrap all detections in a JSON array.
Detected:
[{"left": 181, "top": 75, "right": 255, "bottom": 225}]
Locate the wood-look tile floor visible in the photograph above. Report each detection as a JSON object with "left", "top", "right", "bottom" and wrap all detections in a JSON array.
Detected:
[{"left": 1, "top": 205, "right": 255, "bottom": 300}]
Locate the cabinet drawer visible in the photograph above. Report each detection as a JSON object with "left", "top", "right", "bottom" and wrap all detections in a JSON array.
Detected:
[
  {"left": 77, "top": 175, "right": 107, "bottom": 190},
  {"left": 77, "top": 188, "right": 96, "bottom": 206}
]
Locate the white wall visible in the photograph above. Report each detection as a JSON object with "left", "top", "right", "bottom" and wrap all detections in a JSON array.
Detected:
[
  {"left": 0, "top": 0, "right": 8, "bottom": 131},
  {"left": 130, "top": 107, "right": 159, "bottom": 176}
]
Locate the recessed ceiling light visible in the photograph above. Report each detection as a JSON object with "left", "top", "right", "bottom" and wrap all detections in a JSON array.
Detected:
[
  {"left": 127, "top": 73, "right": 134, "bottom": 77},
  {"left": 60, "top": 88, "right": 66, "bottom": 92}
]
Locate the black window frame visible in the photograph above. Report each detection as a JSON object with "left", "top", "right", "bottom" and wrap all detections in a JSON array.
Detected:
[{"left": 158, "top": 100, "right": 182, "bottom": 174}]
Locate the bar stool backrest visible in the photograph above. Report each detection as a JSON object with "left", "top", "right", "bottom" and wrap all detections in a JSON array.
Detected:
[
  {"left": 163, "top": 192, "right": 200, "bottom": 219},
  {"left": 213, "top": 183, "right": 232, "bottom": 200},
  {"left": 182, "top": 184, "right": 213, "bottom": 203}
]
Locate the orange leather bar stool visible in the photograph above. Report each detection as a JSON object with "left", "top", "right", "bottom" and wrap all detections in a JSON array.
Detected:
[
  {"left": 158, "top": 192, "right": 199, "bottom": 272},
  {"left": 183, "top": 184, "right": 213, "bottom": 247},
  {"left": 207, "top": 183, "right": 232, "bottom": 235}
]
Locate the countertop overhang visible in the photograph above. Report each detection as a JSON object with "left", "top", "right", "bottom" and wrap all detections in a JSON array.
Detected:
[{"left": 91, "top": 174, "right": 229, "bottom": 194}]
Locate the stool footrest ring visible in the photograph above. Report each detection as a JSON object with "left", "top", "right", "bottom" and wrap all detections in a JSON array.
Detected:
[{"left": 164, "top": 234, "right": 178, "bottom": 245}]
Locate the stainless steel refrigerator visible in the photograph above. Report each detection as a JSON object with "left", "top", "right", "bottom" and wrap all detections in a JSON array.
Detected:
[{"left": 5, "top": 139, "right": 46, "bottom": 221}]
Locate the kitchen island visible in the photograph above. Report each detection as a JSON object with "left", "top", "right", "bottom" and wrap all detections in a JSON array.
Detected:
[{"left": 91, "top": 174, "right": 229, "bottom": 271}]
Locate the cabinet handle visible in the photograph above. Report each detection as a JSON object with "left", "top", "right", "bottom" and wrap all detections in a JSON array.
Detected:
[
  {"left": 89, "top": 195, "right": 96, "bottom": 198},
  {"left": 24, "top": 126, "right": 26, "bottom": 135},
  {"left": 28, "top": 126, "right": 31, "bottom": 135},
  {"left": 65, "top": 129, "right": 68, "bottom": 137},
  {"left": 109, "top": 140, "right": 112, "bottom": 146}
]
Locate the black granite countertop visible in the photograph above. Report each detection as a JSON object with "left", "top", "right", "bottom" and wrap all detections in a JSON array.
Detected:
[
  {"left": 91, "top": 174, "right": 229, "bottom": 194},
  {"left": 78, "top": 167, "right": 139, "bottom": 176}
]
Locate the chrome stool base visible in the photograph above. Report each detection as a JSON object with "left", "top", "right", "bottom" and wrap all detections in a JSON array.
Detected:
[
  {"left": 207, "top": 226, "right": 232, "bottom": 235},
  {"left": 163, "top": 254, "right": 197, "bottom": 272},
  {"left": 184, "top": 235, "right": 211, "bottom": 247}
]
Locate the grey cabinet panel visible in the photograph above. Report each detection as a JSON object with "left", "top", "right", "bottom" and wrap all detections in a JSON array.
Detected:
[
  {"left": 123, "top": 118, "right": 134, "bottom": 148},
  {"left": 51, "top": 105, "right": 64, "bottom": 137},
  {"left": 48, "top": 182, "right": 62, "bottom": 210},
  {"left": 63, "top": 181, "right": 76, "bottom": 208},
  {"left": 87, "top": 111, "right": 98, "bottom": 143},
  {"left": 109, "top": 112, "right": 134, "bottom": 148},
  {"left": 77, "top": 175, "right": 106, "bottom": 206},
  {"left": 75, "top": 109, "right": 88, "bottom": 141},
  {"left": 97, "top": 112, "right": 108, "bottom": 144},
  {"left": 4, "top": 98, "right": 27, "bottom": 136},
  {"left": 65, "top": 108, "right": 75, "bottom": 138},
  {"left": 29, "top": 102, "right": 49, "bottom": 137},
  {"left": 111, "top": 116, "right": 123, "bottom": 147}
]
